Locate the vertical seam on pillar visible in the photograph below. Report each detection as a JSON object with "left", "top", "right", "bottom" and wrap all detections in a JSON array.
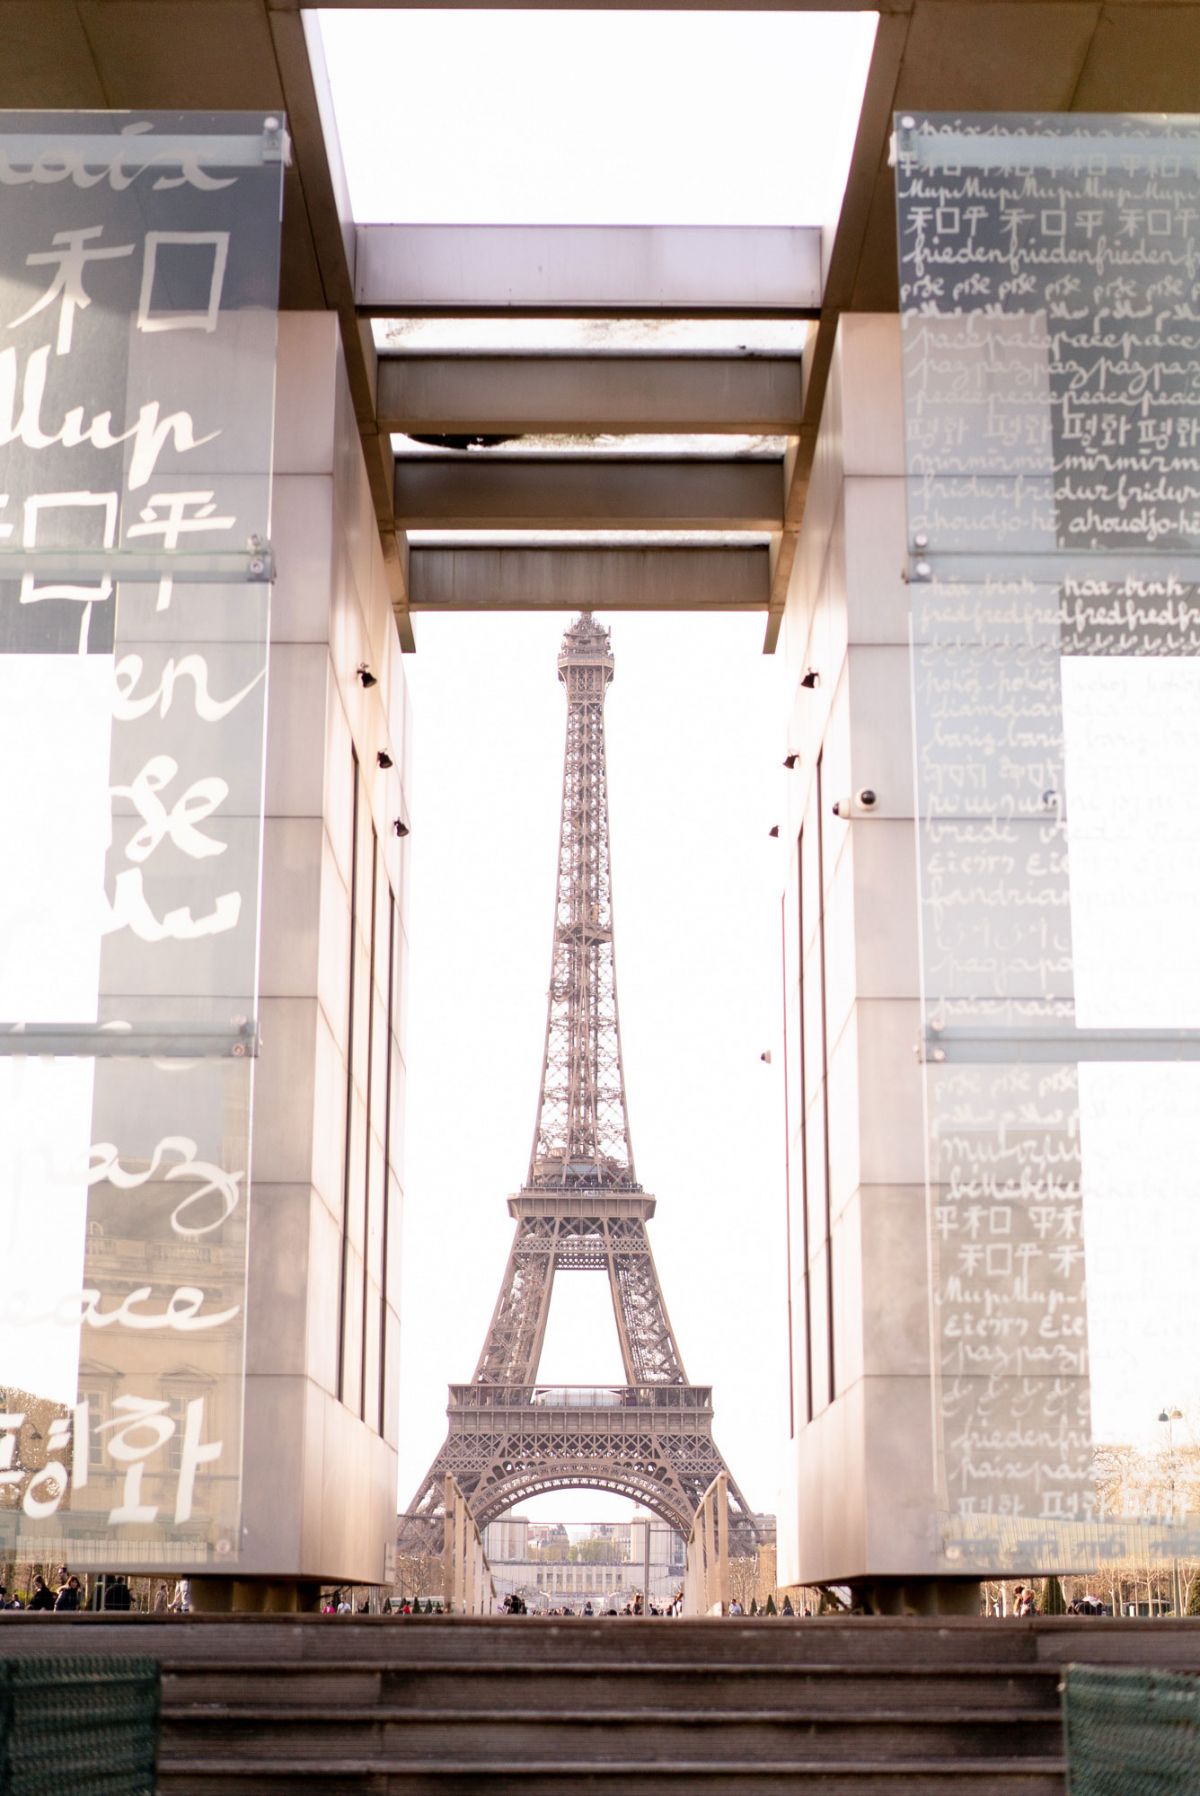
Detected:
[
  {"left": 336, "top": 748, "right": 360, "bottom": 1405},
  {"left": 379, "top": 887, "right": 396, "bottom": 1438},
  {"left": 816, "top": 754, "right": 836, "bottom": 1408},
  {"left": 360, "top": 825, "right": 379, "bottom": 1423}
]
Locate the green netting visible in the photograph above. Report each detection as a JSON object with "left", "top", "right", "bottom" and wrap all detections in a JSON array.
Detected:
[
  {"left": 1064, "top": 1665, "right": 1200, "bottom": 1795},
  {"left": 0, "top": 1657, "right": 159, "bottom": 1796}
]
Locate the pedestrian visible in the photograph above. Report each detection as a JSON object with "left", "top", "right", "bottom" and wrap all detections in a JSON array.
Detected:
[
  {"left": 54, "top": 1575, "right": 81, "bottom": 1612},
  {"left": 103, "top": 1574, "right": 133, "bottom": 1611},
  {"left": 729, "top": 1597, "right": 744, "bottom": 1616},
  {"left": 153, "top": 1582, "right": 169, "bottom": 1612},
  {"left": 27, "top": 1576, "right": 55, "bottom": 1612}
]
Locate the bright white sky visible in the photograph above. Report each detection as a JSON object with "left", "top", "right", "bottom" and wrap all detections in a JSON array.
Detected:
[
  {"left": 316, "top": 7, "right": 877, "bottom": 1525},
  {"left": 397, "top": 612, "right": 791, "bottom": 1523},
  {"left": 317, "top": 8, "right": 878, "bottom": 227}
]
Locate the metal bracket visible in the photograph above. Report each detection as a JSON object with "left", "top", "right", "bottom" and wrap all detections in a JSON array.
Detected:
[
  {"left": 0, "top": 543, "right": 274, "bottom": 585},
  {"left": 908, "top": 548, "right": 1200, "bottom": 586},
  {"left": 0, "top": 1019, "right": 260, "bottom": 1059},
  {"left": 261, "top": 115, "right": 292, "bottom": 166},
  {"left": 917, "top": 1024, "right": 1200, "bottom": 1064}
]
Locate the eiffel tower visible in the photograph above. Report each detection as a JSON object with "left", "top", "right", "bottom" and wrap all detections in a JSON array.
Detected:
[{"left": 400, "top": 615, "right": 758, "bottom": 1551}]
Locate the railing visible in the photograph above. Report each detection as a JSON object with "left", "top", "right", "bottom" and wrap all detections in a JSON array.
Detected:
[
  {"left": 1063, "top": 1665, "right": 1200, "bottom": 1792},
  {"left": 683, "top": 1472, "right": 730, "bottom": 1616},
  {"left": 448, "top": 1383, "right": 713, "bottom": 1410},
  {"left": 442, "top": 1475, "right": 497, "bottom": 1616}
]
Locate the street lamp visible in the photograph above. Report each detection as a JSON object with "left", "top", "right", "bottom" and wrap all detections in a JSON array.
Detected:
[{"left": 1157, "top": 1408, "right": 1186, "bottom": 1617}]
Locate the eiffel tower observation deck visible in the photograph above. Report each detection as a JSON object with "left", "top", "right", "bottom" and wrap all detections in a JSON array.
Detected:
[{"left": 401, "top": 615, "right": 758, "bottom": 1549}]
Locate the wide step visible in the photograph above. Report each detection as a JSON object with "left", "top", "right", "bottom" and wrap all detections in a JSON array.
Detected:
[
  {"left": 159, "top": 1758, "right": 1068, "bottom": 1796},
  {"left": 161, "top": 1659, "right": 1062, "bottom": 1713},
  {"left": 18, "top": 1614, "right": 1200, "bottom": 1791},
  {"left": 159, "top": 1703, "right": 1062, "bottom": 1764}
]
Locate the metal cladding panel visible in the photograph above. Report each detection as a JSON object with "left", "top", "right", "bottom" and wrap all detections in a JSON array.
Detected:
[
  {"left": 356, "top": 224, "right": 822, "bottom": 313},
  {"left": 409, "top": 546, "right": 769, "bottom": 613}
]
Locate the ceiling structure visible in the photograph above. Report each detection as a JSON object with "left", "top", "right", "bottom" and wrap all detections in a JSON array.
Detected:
[{"left": 3, "top": 0, "right": 1199, "bottom": 651}]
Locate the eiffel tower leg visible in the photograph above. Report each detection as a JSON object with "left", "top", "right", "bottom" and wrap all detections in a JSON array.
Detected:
[
  {"left": 471, "top": 1234, "right": 555, "bottom": 1385},
  {"left": 606, "top": 1219, "right": 686, "bottom": 1385}
]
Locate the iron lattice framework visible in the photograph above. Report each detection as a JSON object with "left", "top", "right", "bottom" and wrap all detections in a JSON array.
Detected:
[{"left": 401, "top": 617, "right": 757, "bottom": 1551}]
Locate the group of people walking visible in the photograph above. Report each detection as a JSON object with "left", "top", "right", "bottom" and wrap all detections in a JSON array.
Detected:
[
  {"left": 0, "top": 1571, "right": 82, "bottom": 1611},
  {"left": 0, "top": 1571, "right": 191, "bottom": 1613}
]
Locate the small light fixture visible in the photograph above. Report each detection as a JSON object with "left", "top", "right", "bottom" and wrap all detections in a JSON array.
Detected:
[
  {"left": 392, "top": 818, "right": 410, "bottom": 838},
  {"left": 357, "top": 664, "right": 377, "bottom": 689},
  {"left": 783, "top": 753, "right": 799, "bottom": 770},
  {"left": 759, "top": 1050, "right": 773, "bottom": 1065},
  {"left": 768, "top": 824, "right": 780, "bottom": 838},
  {"left": 377, "top": 750, "right": 393, "bottom": 770},
  {"left": 800, "top": 669, "right": 819, "bottom": 690}
]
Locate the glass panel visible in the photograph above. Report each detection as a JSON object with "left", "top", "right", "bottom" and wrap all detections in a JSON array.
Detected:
[
  {"left": 897, "top": 113, "right": 1200, "bottom": 1577},
  {"left": 0, "top": 111, "right": 283, "bottom": 1568}
]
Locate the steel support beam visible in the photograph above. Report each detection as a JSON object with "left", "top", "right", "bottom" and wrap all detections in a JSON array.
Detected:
[
  {"left": 357, "top": 225, "right": 822, "bottom": 314},
  {"left": 408, "top": 546, "right": 769, "bottom": 611},
  {"left": 379, "top": 355, "right": 804, "bottom": 435},
  {"left": 394, "top": 460, "right": 783, "bottom": 530}
]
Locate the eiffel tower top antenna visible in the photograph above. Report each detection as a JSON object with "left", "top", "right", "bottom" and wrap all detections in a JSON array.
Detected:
[{"left": 528, "top": 612, "right": 637, "bottom": 1192}]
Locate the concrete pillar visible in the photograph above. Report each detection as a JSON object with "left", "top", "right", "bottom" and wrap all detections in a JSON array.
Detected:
[
  {"left": 203, "top": 313, "right": 409, "bottom": 1593},
  {"left": 777, "top": 316, "right": 939, "bottom": 1593}
]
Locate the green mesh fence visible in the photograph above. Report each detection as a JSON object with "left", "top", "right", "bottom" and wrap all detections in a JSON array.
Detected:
[
  {"left": 0, "top": 1656, "right": 159, "bottom": 1796},
  {"left": 1063, "top": 1665, "right": 1200, "bottom": 1795}
]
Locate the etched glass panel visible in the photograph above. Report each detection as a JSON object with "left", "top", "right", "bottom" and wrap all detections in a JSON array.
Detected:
[
  {"left": 897, "top": 113, "right": 1200, "bottom": 1576},
  {"left": 0, "top": 112, "right": 284, "bottom": 1567}
]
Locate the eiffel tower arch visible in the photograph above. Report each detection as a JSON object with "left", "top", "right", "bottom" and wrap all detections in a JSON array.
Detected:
[{"left": 402, "top": 615, "right": 758, "bottom": 1552}]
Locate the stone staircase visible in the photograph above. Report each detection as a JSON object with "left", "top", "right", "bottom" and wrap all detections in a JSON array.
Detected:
[{"left": 4, "top": 1613, "right": 1200, "bottom": 1793}]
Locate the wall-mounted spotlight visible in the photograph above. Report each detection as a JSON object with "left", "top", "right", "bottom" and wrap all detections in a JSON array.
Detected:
[
  {"left": 832, "top": 789, "right": 879, "bottom": 819},
  {"left": 357, "top": 664, "right": 377, "bottom": 689},
  {"left": 760, "top": 1050, "right": 773, "bottom": 1065},
  {"left": 768, "top": 824, "right": 780, "bottom": 838},
  {"left": 377, "top": 750, "right": 393, "bottom": 770},
  {"left": 800, "top": 669, "right": 820, "bottom": 690},
  {"left": 393, "top": 819, "right": 410, "bottom": 839},
  {"left": 783, "top": 753, "right": 799, "bottom": 770}
]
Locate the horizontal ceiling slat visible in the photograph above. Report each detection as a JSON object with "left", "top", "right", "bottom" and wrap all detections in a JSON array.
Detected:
[
  {"left": 409, "top": 546, "right": 770, "bottom": 611},
  {"left": 394, "top": 460, "right": 784, "bottom": 531},
  {"left": 357, "top": 225, "right": 822, "bottom": 314},
  {"left": 379, "top": 356, "right": 803, "bottom": 435}
]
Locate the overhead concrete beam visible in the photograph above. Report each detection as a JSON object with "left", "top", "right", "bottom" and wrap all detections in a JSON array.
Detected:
[
  {"left": 394, "top": 459, "right": 783, "bottom": 530},
  {"left": 357, "top": 225, "right": 822, "bottom": 314},
  {"left": 409, "top": 546, "right": 769, "bottom": 611},
  {"left": 379, "top": 355, "right": 804, "bottom": 436}
]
